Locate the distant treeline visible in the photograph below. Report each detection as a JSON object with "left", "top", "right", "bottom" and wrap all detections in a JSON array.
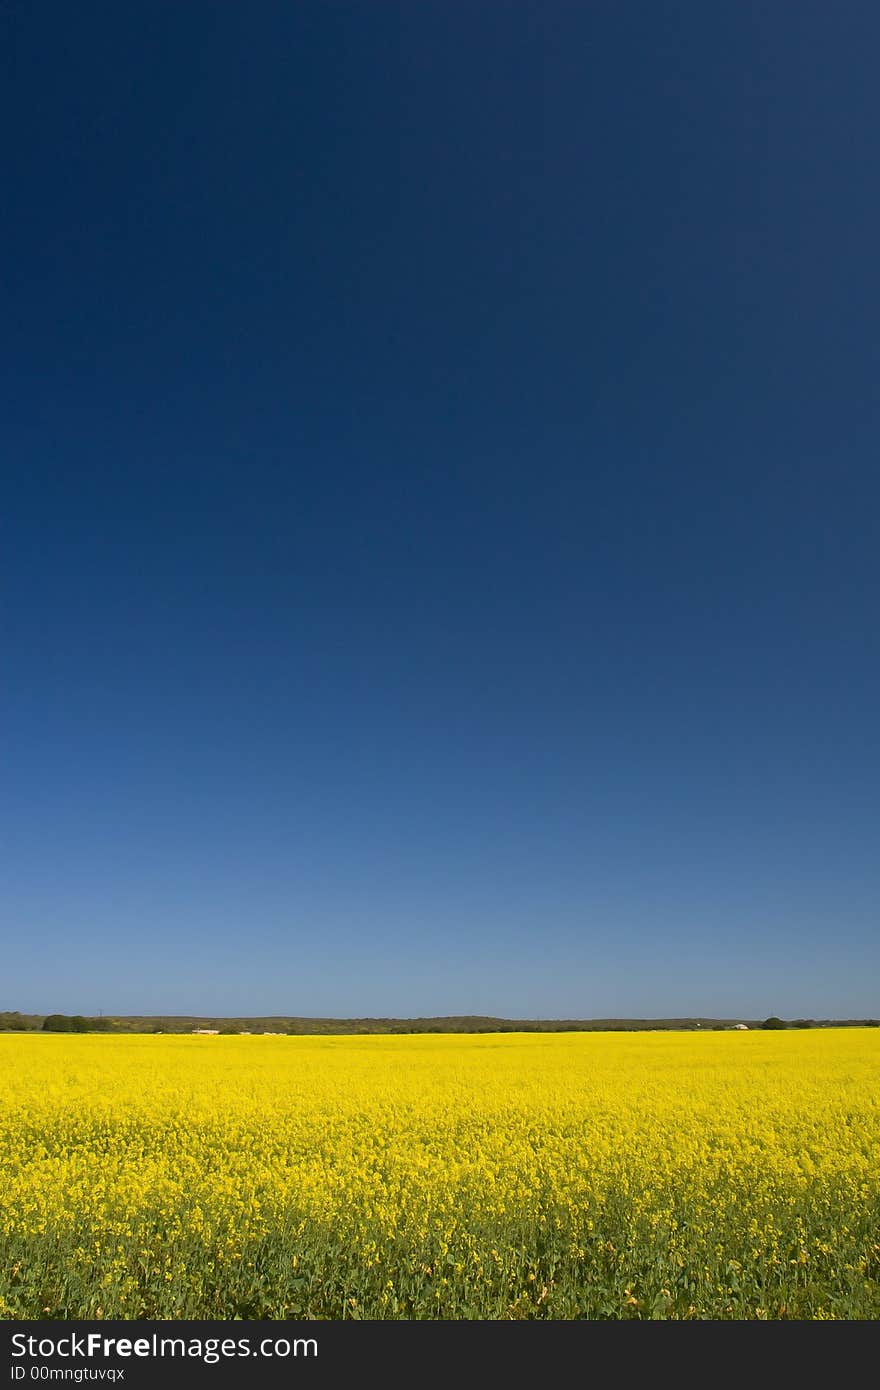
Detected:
[
  {"left": 41, "top": 1014, "right": 113, "bottom": 1033},
  {"left": 1, "top": 1010, "right": 878, "bottom": 1035}
]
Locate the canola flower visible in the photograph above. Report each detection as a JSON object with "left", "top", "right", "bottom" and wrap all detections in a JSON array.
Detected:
[{"left": 0, "top": 1030, "right": 878, "bottom": 1319}]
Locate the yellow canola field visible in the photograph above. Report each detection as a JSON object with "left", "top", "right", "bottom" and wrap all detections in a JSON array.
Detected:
[{"left": 1, "top": 1029, "right": 878, "bottom": 1319}]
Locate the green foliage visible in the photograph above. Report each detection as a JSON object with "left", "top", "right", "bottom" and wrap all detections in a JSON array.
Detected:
[
  {"left": 2, "top": 1192, "right": 878, "bottom": 1320},
  {"left": 4, "top": 1010, "right": 873, "bottom": 1035},
  {"left": 42, "top": 1015, "right": 109, "bottom": 1033},
  {"left": 761, "top": 1017, "right": 788, "bottom": 1031}
]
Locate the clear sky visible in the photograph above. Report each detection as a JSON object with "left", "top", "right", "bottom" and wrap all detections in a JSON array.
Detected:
[{"left": 3, "top": 3, "right": 878, "bottom": 1019}]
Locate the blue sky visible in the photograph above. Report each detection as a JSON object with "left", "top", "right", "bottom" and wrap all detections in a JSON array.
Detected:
[{"left": 3, "top": 3, "right": 878, "bottom": 1018}]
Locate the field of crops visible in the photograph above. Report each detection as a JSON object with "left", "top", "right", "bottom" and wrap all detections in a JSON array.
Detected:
[{"left": 1, "top": 1030, "right": 878, "bottom": 1319}]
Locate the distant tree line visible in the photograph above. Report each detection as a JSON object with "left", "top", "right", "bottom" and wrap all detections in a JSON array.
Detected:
[
  {"left": 41, "top": 1015, "right": 113, "bottom": 1033},
  {"left": 0, "top": 1010, "right": 876, "bottom": 1034},
  {"left": 761, "top": 1017, "right": 879, "bottom": 1030}
]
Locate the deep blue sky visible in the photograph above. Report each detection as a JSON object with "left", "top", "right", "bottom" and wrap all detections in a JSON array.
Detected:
[{"left": 3, "top": 3, "right": 878, "bottom": 1019}]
